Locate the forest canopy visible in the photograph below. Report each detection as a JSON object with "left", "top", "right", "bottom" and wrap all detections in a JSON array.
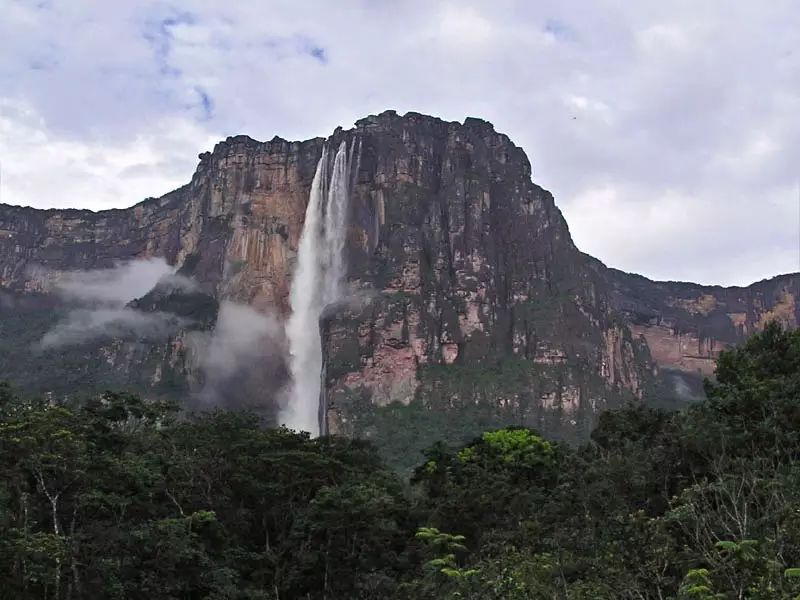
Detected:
[{"left": 1, "top": 322, "right": 799, "bottom": 599}]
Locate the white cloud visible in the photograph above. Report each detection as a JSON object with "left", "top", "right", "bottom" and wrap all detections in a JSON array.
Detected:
[
  {"left": 39, "top": 257, "right": 193, "bottom": 347},
  {"left": 187, "top": 301, "right": 286, "bottom": 412},
  {"left": 54, "top": 257, "right": 175, "bottom": 305},
  {"left": 438, "top": 4, "right": 495, "bottom": 47},
  {"left": 568, "top": 181, "right": 799, "bottom": 284},
  {"left": 39, "top": 307, "right": 186, "bottom": 348},
  {"left": 191, "top": 302, "right": 282, "bottom": 382},
  {"left": 0, "top": 99, "right": 220, "bottom": 211},
  {"left": 0, "top": 0, "right": 798, "bottom": 285}
]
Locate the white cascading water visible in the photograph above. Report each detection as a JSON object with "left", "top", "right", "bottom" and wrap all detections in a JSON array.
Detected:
[
  {"left": 322, "top": 144, "right": 350, "bottom": 304},
  {"left": 282, "top": 141, "right": 351, "bottom": 435}
]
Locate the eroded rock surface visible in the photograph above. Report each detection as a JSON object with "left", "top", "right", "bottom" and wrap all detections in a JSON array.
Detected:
[{"left": 604, "top": 267, "right": 799, "bottom": 376}]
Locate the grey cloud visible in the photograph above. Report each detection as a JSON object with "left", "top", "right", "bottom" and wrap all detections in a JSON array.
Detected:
[
  {"left": 55, "top": 257, "right": 175, "bottom": 305},
  {"left": 39, "top": 307, "right": 186, "bottom": 349},
  {"left": 672, "top": 374, "right": 692, "bottom": 400},
  {"left": 187, "top": 302, "right": 287, "bottom": 418},
  {"left": 321, "top": 288, "right": 379, "bottom": 320},
  {"left": 39, "top": 257, "right": 196, "bottom": 348},
  {"left": 667, "top": 371, "right": 704, "bottom": 403}
]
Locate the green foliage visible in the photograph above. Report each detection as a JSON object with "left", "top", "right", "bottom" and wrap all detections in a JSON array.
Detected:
[
  {"left": 344, "top": 396, "right": 511, "bottom": 474},
  {"left": 477, "top": 428, "right": 554, "bottom": 466},
  {"left": 402, "top": 322, "right": 800, "bottom": 598},
  {"left": 400, "top": 528, "right": 478, "bottom": 599},
  {"left": 678, "top": 568, "right": 723, "bottom": 599},
  {"left": 0, "top": 392, "right": 413, "bottom": 599},
  {"left": 1, "top": 322, "right": 799, "bottom": 599},
  {"left": 785, "top": 568, "right": 800, "bottom": 579},
  {"left": 415, "top": 527, "right": 468, "bottom": 555}
]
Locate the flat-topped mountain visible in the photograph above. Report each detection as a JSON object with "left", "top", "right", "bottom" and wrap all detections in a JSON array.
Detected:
[{"left": 1, "top": 110, "right": 796, "bottom": 465}]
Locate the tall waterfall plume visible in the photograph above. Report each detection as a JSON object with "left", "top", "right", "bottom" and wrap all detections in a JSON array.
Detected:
[{"left": 282, "top": 140, "right": 353, "bottom": 435}]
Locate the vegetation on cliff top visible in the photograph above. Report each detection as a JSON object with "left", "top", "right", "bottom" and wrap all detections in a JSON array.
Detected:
[{"left": 1, "top": 322, "right": 799, "bottom": 598}]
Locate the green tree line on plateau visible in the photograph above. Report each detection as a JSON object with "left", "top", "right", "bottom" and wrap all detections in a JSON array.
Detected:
[{"left": 1, "top": 322, "right": 800, "bottom": 598}]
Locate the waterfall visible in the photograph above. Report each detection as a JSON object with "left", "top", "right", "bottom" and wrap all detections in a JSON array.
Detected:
[
  {"left": 322, "top": 144, "right": 350, "bottom": 304},
  {"left": 282, "top": 140, "right": 351, "bottom": 435}
]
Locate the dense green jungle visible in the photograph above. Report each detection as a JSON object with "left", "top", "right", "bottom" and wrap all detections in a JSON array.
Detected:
[{"left": 1, "top": 322, "right": 799, "bottom": 599}]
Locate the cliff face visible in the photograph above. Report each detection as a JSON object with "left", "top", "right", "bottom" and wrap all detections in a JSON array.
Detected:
[
  {"left": 603, "top": 266, "right": 799, "bottom": 376},
  {"left": 0, "top": 134, "right": 323, "bottom": 409},
  {"left": 0, "top": 135, "right": 325, "bottom": 311},
  {"left": 320, "top": 112, "right": 651, "bottom": 449},
  {"left": 0, "top": 111, "right": 797, "bottom": 463}
]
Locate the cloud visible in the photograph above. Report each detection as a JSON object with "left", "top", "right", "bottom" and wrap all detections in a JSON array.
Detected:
[
  {"left": 438, "top": 4, "right": 495, "bottom": 47},
  {"left": 55, "top": 257, "right": 175, "bottom": 305},
  {"left": 191, "top": 303, "right": 282, "bottom": 384},
  {"left": 544, "top": 18, "right": 575, "bottom": 43},
  {"left": 307, "top": 45, "right": 327, "bottom": 63},
  {"left": 39, "top": 257, "right": 194, "bottom": 347},
  {"left": 187, "top": 302, "right": 287, "bottom": 417},
  {"left": 32, "top": 257, "right": 284, "bottom": 412},
  {"left": 666, "top": 370, "right": 704, "bottom": 403},
  {"left": 39, "top": 307, "right": 186, "bottom": 348},
  {"left": 567, "top": 181, "right": 800, "bottom": 285},
  {"left": 1, "top": 0, "right": 798, "bottom": 285},
  {"left": 0, "top": 98, "right": 220, "bottom": 211}
]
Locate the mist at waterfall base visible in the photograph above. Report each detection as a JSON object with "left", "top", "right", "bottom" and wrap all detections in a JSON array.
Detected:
[
  {"left": 281, "top": 140, "right": 355, "bottom": 436},
  {"left": 188, "top": 302, "right": 287, "bottom": 419}
]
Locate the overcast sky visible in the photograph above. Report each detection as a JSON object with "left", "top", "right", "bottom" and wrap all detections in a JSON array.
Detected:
[{"left": 1, "top": 0, "right": 798, "bottom": 286}]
